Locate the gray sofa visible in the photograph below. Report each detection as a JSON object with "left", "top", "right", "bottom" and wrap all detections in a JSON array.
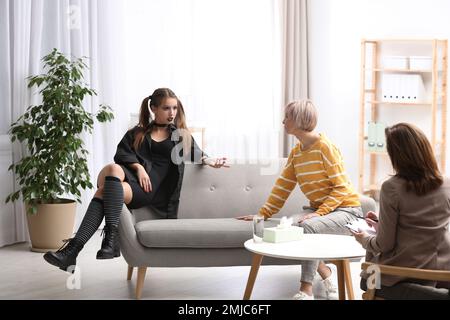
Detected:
[{"left": 119, "top": 159, "right": 376, "bottom": 299}]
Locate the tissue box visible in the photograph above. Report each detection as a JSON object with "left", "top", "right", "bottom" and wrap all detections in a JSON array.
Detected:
[{"left": 263, "top": 226, "right": 304, "bottom": 243}]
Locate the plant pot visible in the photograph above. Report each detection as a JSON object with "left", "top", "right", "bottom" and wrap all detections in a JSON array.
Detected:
[{"left": 26, "top": 199, "right": 77, "bottom": 253}]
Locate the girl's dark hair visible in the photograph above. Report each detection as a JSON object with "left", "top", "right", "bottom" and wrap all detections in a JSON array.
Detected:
[
  {"left": 385, "top": 123, "right": 443, "bottom": 196},
  {"left": 133, "top": 88, "right": 190, "bottom": 151}
]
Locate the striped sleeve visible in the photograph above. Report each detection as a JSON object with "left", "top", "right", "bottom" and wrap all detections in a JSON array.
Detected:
[
  {"left": 258, "top": 149, "right": 297, "bottom": 218},
  {"left": 315, "top": 143, "right": 350, "bottom": 216}
]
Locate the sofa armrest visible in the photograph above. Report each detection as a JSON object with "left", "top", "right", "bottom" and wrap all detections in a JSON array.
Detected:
[
  {"left": 119, "top": 205, "right": 154, "bottom": 267},
  {"left": 119, "top": 204, "right": 136, "bottom": 239},
  {"left": 359, "top": 194, "right": 376, "bottom": 218}
]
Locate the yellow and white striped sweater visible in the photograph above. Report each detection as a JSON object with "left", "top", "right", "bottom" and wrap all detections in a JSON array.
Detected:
[{"left": 259, "top": 134, "right": 360, "bottom": 218}]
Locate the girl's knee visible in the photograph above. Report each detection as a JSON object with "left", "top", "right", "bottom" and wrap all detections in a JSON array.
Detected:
[
  {"left": 94, "top": 187, "right": 104, "bottom": 198},
  {"left": 105, "top": 163, "right": 123, "bottom": 175},
  {"left": 98, "top": 164, "right": 124, "bottom": 187},
  {"left": 300, "top": 220, "right": 317, "bottom": 233}
]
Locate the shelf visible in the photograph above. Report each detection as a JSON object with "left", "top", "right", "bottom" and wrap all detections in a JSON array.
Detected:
[
  {"left": 365, "top": 68, "right": 433, "bottom": 73},
  {"left": 362, "top": 184, "right": 381, "bottom": 196},
  {"left": 364, "top": 184, "right": 379, "bottom": 191},
  {"left": 367, "top": 101, "right": 432, "bottom": 106},
  {"left": 364, "top": 39, "right": 446, "bottom": 43},
  {"left": 366, "top": 150, "right": 388, "bottom": 156},
  {"left": 359, "top": 38, "right": 447, "bottom": 194},
  {"left": 365, "top": 148, "right": 442, "bottom": 157}
]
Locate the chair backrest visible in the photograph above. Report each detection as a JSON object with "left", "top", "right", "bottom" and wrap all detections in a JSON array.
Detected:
[{"left": 361, "top": 262, "right": 450, "bottom": 300}]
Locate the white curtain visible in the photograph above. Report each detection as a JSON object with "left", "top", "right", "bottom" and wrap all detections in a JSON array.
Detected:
[
  {"left": 123, "top": 0, "right": 284, "bottom": 162},
  {"left": 280, "top": 0, "right": 309, "bottom": 155},
  {"left": 1, "top": 0, "right": 309, "bottom": 246},
  {"left": 0, "top": 0, "right": 127, "bottom": 246}
]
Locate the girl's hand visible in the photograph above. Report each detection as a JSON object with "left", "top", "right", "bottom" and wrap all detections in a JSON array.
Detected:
[
  {"left": 204, "top": 157, "right": 230, "bottom": 168},
  {"left": 236, "top": 215, "right": 255, "bottom": 221},
  {"left": 298, "top": 213, "right": 320, "bottom": 224},
  {"left": 137, "top": 166, "right": 152, "bottom": 193}
]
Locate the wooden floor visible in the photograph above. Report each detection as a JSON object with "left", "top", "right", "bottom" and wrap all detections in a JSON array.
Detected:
[{"left": 0, "top": 231, "right": 364, "bottom": 300}]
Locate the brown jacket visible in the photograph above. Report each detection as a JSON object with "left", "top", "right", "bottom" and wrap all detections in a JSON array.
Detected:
[{"left": 361, "top": 176, "right": 450, "bottom": 287}]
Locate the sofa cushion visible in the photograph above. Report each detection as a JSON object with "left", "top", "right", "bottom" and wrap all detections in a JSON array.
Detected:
[{"left": 135, "top": 218, "right": 279, "bottom": 248}]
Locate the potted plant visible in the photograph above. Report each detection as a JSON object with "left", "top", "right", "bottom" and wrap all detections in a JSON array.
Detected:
[{"left": 5, "top": 48, "right": 114, "bottom": 252}]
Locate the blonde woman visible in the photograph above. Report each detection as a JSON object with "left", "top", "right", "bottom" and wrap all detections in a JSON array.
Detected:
[{"left": 238, "top": 100, "right": 362, "bottom": 300}]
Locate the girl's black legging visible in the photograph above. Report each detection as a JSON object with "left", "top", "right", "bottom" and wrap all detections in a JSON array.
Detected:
[
  {"left": 72, "top": 170, "right": 177, "bottom": 246},
  {"left": 73, "top": 176, "right": 124, "bottom": 245}
]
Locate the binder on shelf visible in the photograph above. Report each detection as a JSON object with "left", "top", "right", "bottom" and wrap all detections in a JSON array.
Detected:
[
  {"left": 381, "top": 74, "right": 396, "bottom": 102},
  {"left": 381, "top": 74, "right": 425, "bottom": 103},
  {"left": 408, "top": 74, "right": 426, "bottom": 103},
  {"left": 367, "top": 121, "right": 377, "bottom": 152},
  {"left": 375, "top": 122, "right": 386, "bottom": 152}
]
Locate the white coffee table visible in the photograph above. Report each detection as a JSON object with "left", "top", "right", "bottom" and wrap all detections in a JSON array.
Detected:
[{"left": 243, "top": 234, "right": 366, "bottom": 300}]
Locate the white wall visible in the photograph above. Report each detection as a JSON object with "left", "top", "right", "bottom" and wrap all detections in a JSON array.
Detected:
[{"left": 308, "top": 0, "right": 450, "bottom": 188}]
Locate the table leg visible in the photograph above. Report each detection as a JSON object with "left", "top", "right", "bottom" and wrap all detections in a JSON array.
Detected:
[
  {"left": 343, "top": 259, "right": 355, "bottom": 300},
  {"left": 332, "top": 260, "right": 346, "bottom": 300},
  {"left": 243, "top": 254, "right": 263, "bottom": 300}
]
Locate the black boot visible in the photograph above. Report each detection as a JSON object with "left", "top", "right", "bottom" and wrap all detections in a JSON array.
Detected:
[
  {"left": 96, "top": 224, "right": 120, "bottom": 259},
  {"left": 43, "top": 238, "right": 84, "bottom": 272}
]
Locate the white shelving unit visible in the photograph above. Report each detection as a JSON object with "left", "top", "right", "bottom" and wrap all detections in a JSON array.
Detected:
[{"left": 358, "top": 39, "right": 448, "bottom": 197}]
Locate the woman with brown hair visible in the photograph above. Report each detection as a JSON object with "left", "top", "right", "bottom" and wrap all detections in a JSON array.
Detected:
[
  {"left": 353, "top": 123, "right": 450, "bottom": 293},
  {"left": 44, "top": 88, "right": 228, "bottom": 272}
]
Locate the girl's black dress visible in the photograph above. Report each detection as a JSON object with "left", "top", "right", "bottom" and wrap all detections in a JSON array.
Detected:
[{"left": 113, "top": 122, "right": 206, "bottom": 218}]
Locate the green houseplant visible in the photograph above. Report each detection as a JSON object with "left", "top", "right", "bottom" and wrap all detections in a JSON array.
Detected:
[{"left": 6, "top": 48, "right": 114, "bottom": 252}]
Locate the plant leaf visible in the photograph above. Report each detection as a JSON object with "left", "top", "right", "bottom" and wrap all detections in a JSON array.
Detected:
[{"left": 6, "top": 49, "right": 115, "bottom": 206}]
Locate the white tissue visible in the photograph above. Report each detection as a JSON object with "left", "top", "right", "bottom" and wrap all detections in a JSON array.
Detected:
[{"left": 277, "top": 216, "right": 293, "bottom": 229}]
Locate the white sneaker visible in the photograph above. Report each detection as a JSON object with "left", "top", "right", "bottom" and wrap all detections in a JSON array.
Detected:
[
  {"left": 293, "top": 291, "right": 315, "bottom": 300},
  {"left": 322, "top": 277, "right": 338, "bottom": 300}
]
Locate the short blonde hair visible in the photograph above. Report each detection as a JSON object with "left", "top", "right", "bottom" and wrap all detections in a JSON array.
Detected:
[{"left": 285, "top": 99, "right": 318, "bottom": 132}]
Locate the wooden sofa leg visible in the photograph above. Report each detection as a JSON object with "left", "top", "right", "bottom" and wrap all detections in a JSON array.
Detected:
[
  {"left": 127, "top": 265, "right": 134, "bottom": 280},
  {"left": 136, "top": 267, "right": 147, "bottom": 299}
]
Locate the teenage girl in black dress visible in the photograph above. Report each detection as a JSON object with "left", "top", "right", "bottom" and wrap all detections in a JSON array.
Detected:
[{"left": 44, "top": 88, "right": 228, "bottom": 271}]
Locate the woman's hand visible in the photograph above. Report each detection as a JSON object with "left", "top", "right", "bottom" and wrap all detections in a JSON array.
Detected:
[
  {"left": 365, "top": 211, "right": 379, "bottom": 232},
  {"left": 203, "top": 157, "right": 230, "bottom": 168},
  {"left": 137, "top": 166, "right": 152, "bottom": 193},
  {"left": 298, "top": 213, "right": 319, "bottom": 224},
  {"left": 236, "top": 215, "right": 256, "bottom": 221},
  {"left": 350, "top": 229, "right": 370, "bottom": 245}
]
